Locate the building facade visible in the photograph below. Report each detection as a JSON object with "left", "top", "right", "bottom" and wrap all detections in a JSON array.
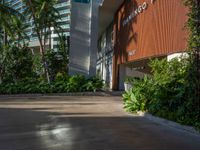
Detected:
[
  {"left": 97, "top": 22, "right": 114, "bottom": 89},
  {"left": 6, "top": 0, "right": 102, "bottom": 77},
  {"left": 69, "top": 0, "right": 103, "bottom": 76},
  {"left": 98, "top": 0, "right": 188, "bottom": 90},
  {"left": 6, "top": 0, "right": 71, "bottom": 50},
  {"left": 5, "top": 0, "right": 189, "bottom": 90}
]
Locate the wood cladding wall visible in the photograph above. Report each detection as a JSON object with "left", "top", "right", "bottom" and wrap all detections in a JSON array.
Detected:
[{"left": 114, "top": 0, "right": 188, "bottom": 64}]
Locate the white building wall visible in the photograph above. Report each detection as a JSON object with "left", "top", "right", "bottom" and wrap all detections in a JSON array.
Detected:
[{"left": 69, "top": 0, "right": 100, "bottom": 76}]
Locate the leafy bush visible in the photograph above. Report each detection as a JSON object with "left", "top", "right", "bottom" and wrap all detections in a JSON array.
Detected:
[
  {"left": 0, "top": 45, "right": 35, "bottom": 83},
  {"left": 44, "top": 47, "right": 68, "bottom": 81},
  {"left": 65, "top": 75, "right": 86, "bottom": 92},
  {"left": 0, "top": 74, "right": 104, "bottom": 94},
  {"left": 123, "top": 58, "right": 200, "bottom": 129},
  {"left": 83, "top": 76, "right": 104, "bottom": 92},
  {"left": 123, "top": 89, "right": 141, "bottom": 112},
  {"left": 123, "top": 76, "right": 152, "bottom": 112},
  {"left": 124, "top": 76, "right": 140, "bottom": 84},
  {"left": 0, "top": 41, "right": 103, "bottom": 94}
]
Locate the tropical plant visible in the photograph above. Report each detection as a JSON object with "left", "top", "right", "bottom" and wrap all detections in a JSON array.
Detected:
[
  {"left": 44, "top": 45, "right": 68, "bottom": 81},
  {"left": 124, "top": 76, "right": 140, "bottom": 84},
  {"left": 83, "top": 76, "right": 104, "bottom": 92},
  {"left": 183, "top": 0, "right": 200, "bottom": 121},
  {"left": 0, "top": 0, "right": 24, "bottom": 45},
  {"left": 0, "top": 74, "right": 104, "bottom": 94},
  {"left": 22, "top": 0, "right": 63, "bottom": 83},
  {"left": 11, "top": 16, "right": 30, "bottom": 46},
  {"left": 37, "top": 0, "right": 63, "bottom": 50},
  {"left": 123, "top": 75, "right": 151, "bottom": 112},
  {"left": 0, "top": 45, "right": 35, "bottom": 83},
  {"left": 123, "top": 58, "right": 200, "bottom": 129}
]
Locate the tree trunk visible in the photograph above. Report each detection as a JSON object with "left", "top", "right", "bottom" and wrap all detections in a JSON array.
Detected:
[
  {"left": 49, "top": 26, "right": 51, "bottom": 50},
  {"left": 43, "top": 29, "right": 46, "bottom": 51},
  {"left": 196, "top": 0, "right": 200, "bottom": 119},
  {"left": 38, "top": 30, "right": 50, "bottom": 83},
  {"left": 2, "top": 0, "right": 7, "bottom": 46},
  {"left": 28, "top": 0, "right": 50, "bottom": 83},
  {"left": 3, "top": 28, "right": 7, "bottom": 46},
  {"left": 0, "top": 69, "right": 2, "bottom": 84}
]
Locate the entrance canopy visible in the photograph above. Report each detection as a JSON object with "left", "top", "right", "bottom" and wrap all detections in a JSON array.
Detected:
[{"left": 98, "top": 0, "right": 124, "bottom": 36}]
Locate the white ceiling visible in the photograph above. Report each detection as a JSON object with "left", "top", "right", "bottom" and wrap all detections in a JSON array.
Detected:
[{"left": 98, "top": 0, "right": 124, "bottom": 36}]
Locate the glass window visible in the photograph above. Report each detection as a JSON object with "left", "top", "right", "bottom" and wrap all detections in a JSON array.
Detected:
[{"left": 72, "top": 0, "right": 90, "bottom": 3}]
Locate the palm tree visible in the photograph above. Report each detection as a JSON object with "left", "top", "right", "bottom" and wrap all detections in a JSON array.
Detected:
[
  {"left": 38, "top": 0, "right": 63, "bottom": 50},
  {"left": 0, "top": 0, "right": 25, "bottom": 84},
  {"left": 0, "top": 0, "right": 24, "bottom": 45},
  {"left": 22, "top": 0, "right": 51, "bottom": 83},
  {"left": 22, "top": 0, "right": 63, "bottom": 83},
  {"left": 11, "top": 16, "right": 30, "bottom": 47}
]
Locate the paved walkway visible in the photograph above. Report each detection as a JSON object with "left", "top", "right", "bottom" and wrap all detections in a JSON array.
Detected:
[{"left": 0, "top": 96, "right": 200, "bottom": 150}]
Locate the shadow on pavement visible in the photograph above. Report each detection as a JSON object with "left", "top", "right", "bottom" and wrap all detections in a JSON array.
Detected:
[{"left": 0, "top": 106, "right": 200, "bottom": 150}]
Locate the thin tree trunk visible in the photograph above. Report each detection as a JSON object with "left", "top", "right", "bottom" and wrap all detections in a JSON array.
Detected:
[
  {"left": 18, "top": 35, "right": 20, "bottom": 47},
  {"left": 196, "top": 0, "right": 200, "bottom": 119},
  {"left": 49, "top": 26, "right": 51, "bottom": 50},
  {"left": 0, "top": 69, "right": 2, "bottom": 84},
  {"left": 42, "top": 27, "right": 51, "bottom": 82},
  {"left": 28, "top": 0, "right": 50, "bottom": 83},
  {"left": 43, "top": 29, "right": 46, "bottom": 51},
  {"left": 2, "top": 0, "right": 7, "bottom": 46},
  {"left": 38, "top": 30, "right": 50, "bottom": 83},
  {"left": 3, "top": 28, "right": 7, "bottom": 46}
]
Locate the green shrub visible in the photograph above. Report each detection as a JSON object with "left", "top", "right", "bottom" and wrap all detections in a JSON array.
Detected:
[
  {"left": 66, "top": 75, "right": 86, "bottom": 92},
  {"left": 0, "top": 41, "right": 104, "bottom": 94},
  {"left": 0, "top": 45, "right": 35, "bottom": 83},
  {"left": 83, "top": 76, "right": 104, "bottom": 92},
  {"left": 123, "top": 89, "right": 141, "bottom": 112},
  {"left": 44, "top": 47, "right": 68, "bottom": 80},
  {"left": 0, "top": 75, "right": 104, "bottom": 94},
  {"left": 124, "top": 76, "right": 140, "bottom": 85},
  {"left": 55, "top": 72, "right": 69, "bottom": 82},
  {"left": 123, "top": 76, "right": 152, "bottom": 112},
  {"left": 123, "top": 58, "right": 200, "bottom": 129}
]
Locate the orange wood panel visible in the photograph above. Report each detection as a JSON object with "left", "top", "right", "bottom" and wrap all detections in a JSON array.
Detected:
[{"left": 114, "top": 0, "right": 188, "bottom": 64}]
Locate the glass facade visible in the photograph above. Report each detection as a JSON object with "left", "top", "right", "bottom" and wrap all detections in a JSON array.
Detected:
[
  {"left": 5, "top": 0, "right": 71, "bottom": 49},
  {"left": 52, "top": 0, "right": 71, "bottom": 49},
  {"left": 72, "top": 0, "right": 90, "bottom": 3}
]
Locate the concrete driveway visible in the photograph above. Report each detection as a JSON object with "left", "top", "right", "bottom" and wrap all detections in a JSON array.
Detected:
[{"left": 0, "top": 96, "right": 200, "bottom": 150}]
